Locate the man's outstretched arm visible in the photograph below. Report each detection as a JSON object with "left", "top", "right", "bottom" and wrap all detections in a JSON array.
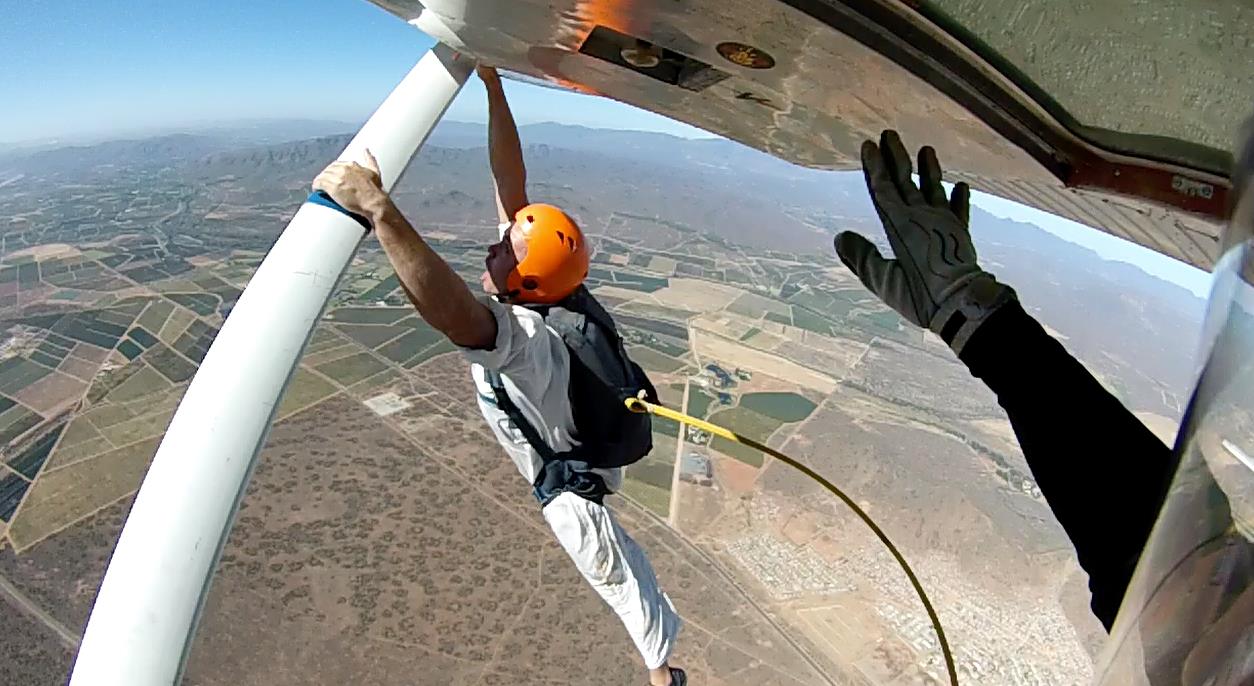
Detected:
[
  {"left": 956, "top": 299, "right": 1174, "bottom": 628},
  {"left": 312, "top": 151, "right": 496, "bottom": 349},
  {"left": 479, "top": 66, "right": 529, "bottom": 223},
  {"left": 835, "top": 131, "right": 1175, "bottom": 629}
]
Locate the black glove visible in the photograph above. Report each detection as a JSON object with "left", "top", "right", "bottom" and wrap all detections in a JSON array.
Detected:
[{"left": 835, "top": 130, "right": 1015, "bottom": 353}]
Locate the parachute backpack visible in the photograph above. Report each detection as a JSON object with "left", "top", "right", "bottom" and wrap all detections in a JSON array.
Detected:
[{"left": 486, "top": 285, "right": 659, "bottom": 503}]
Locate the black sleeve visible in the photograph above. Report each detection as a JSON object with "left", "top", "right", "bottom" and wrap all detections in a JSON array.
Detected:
[{"left": 959, "top": 301, "right": 1177, "bottom": 630}]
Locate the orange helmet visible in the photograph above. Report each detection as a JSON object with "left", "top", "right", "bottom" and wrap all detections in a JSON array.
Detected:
[{"left": 506, "top": 204, "right": 589, "bottom": 304}]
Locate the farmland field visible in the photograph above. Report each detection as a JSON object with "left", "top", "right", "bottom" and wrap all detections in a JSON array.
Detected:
[
  {"left": 628, "top": 458, "right": 674, "bottom": 491},
  {"left": 627, "top": 345, "right": 684, "bottom": 374},
  {"left": 168, "top": 292, "right": 218, "bottom": 316},
  {"left": 277, "top": 368, "right": 338, "bottom": 418},
  {"left": 707, "top": 405, "right": 783, "bottom": 467},
  {"left": 687, "top": 388, "right": 716, "bottom": 419},
  {"left": 739, "top": 392, "right": 818, "bottom": 423},
  {"left": 334, "top": 323, "right": 411, "bottom": 349},
  {"left": 7, "top": 435, "right": 161, "bottom": 550},
  {"left": 403, "top": 338, "right": 457, "bottom": 368},
  {"left": 314, "top": 352, "right": 388, "bottom": 386},
  {"left": 619, "top": 478, "right": 669, "bottom": 518},
  {"left": 325, "top": 306, "right": 411, "bottom": 324}
]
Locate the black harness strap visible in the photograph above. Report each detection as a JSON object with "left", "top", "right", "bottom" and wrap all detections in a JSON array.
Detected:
[{"left": 485, "top": 370, "right": 608, "bottom": 507}]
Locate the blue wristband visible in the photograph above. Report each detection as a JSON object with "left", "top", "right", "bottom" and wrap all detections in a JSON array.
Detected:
[{"left": 307, "top": 190, "right": 372, "bottom": 231}]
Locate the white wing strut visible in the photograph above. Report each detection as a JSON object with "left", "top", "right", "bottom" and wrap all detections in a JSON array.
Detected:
[{"left": 69, "top": 43, "right": 473, "bottom": 685}]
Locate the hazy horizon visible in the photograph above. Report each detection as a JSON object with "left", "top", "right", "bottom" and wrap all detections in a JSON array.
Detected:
[{"left": 1, "top": 113, "right": 1213, "bottom": 301}]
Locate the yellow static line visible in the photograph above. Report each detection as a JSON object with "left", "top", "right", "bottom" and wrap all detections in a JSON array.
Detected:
[{"left": 626, "top": 396, "right": 958, "bottom": 686}]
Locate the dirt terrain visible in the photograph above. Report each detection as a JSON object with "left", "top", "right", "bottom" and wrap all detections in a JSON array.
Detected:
[{"left": 184, "top": 390, "right": 838, "bottom": 686}]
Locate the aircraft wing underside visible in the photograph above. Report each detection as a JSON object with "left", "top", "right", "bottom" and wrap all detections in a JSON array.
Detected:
[{"left": 368, "top": 0, "right": 1251, "bottom": 272}]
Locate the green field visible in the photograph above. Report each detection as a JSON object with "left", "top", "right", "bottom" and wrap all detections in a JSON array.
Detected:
[
  {"left": 81, "top": 400, "right": 136, "bottom": 429},
  {"left": 616, "top": 302, "right": 695, "bottom": 323},
  {"left": 102, "top": 408, "right": 176, "bottom": 447},
  {"left": 404, "top": 338, "right": 457, "bottom": 368},
  {"left": 358, "top": 274, "right": 401, "bottom": 302},
  {"left": 45, "top": 436, "right": 114, "bottom": 471},
  {"left": 707, "top": 405, "right": 783, "bottom": 467},
  {"left": 7, "top": 426, "right": 63, "bottom": 479},
  {"left": 652, "top": 430, "right": 677, "bottom": 458},
  {"left": 305, "top": 326, "right": 348, "bottom": 354},
  {"left": 144, "top": 344, "right": 197, "bottom": 383},
  {"left": 616, "top": 314, "right": 688, "bottom": 340},
  {"left": 334, "top": 323, "right": 411, "bottom": 349},
  {"left": 628, "top": 457, "right": 674, "bottom": 490},
  {"left": 791, "top": 307, "right": 835, "bottom": 336},
  {"left": 138, "top": 300, "right": 174, "bottom": 335},
  {"left": 58, "top": 416, "right": 101, "bottom": 448},
  {"left": 653, "top": 414, "right": 681, "bottom": 438},
  {"left": 620, "top": 478, "right": 670, "bottom": 518},
  {"left": 326, "top": 306, "right": 411, "bottom": 324},
  {"left": 8, "top": 435, "right": 162, "bottom": 551},
  {"left": 786, "top": 289, "right": 837, "bottom": 313},
  {"left": 728, "top": 292, "right": 791, "bottom": 319},
  {"left": 739, "top": 392, "right": 817, "bottom": 422},
  {"left": 641, "top": 335, "right": 687, "bottom": 358},
  {"left": 277, "top": 367, "right": 338, "bottom": 418},
  {"left": 0, "top": 357, "right": 53, "bottom": 394},
  {"left": 687, "top": 388, "right": 716, "bottom": 419},
  {"left": 853, "top": 308, "right": 902, "bottom": 333},
  {"left": 0, "top": 407, "right": 41, "bottom": 445},
  {"left": 192, "top": 274, "right": 233, "bottom": 292},
  {"left": 52, "top": 312, "right": 128, "bottom": 348},
  {"left": 168, "top": 292, "right": 219, "bottom": 316},
  {"left": 95, "top": 309, "right": 135, "bottom": 329},
  {"left": 378, "top": 326, "right": 444, "bottom": 365},
  {"left": 739, "top": 327, "right": 761, "bottom": 342},
  {"left": 589, "top": 266, "right": 616, "bottom": 281},
  {"left": 349, "top": 367, "right": 403, "bottom": 396},
  {"left": 765, "top": 311, "right": 792, "bottom": 327},
  {"left": 628, "top": 345, "right": 684, "bottom": 373},
  {"left": 658, "top": 251, "right": 716, "bottom": 269},
  {"left": 36, "top": 339, "right": 72, "bottom": 357},
  {"left": 657, "top": 382, "right": 684, "bottom": 409},
  {"left": 29, "top": 351, "right": 62, "bottom": 368},
  {"left": 172, "top": 320, "right": 218, "bottom": 363},
  {"left": 608, "top": 274, "right": 668, "bottom": 293},
  {"left": 315, "top": 352, "right": 388, "bottom": 386},
  {"left": 105, "top": 365, "right": 170, "bottom": 403},
  {"left": 127, "top": 327, "right": 160, "bottom": 348},
  {"left": 710, "top": 436, "right": 765, "bottom": 467},
  {"left": 158, "top": 308, "right": 195, "bottom": 345},
  {"left": 118, "top": 339, "right": 143, "bottom": 360},
  {"left": 109, "top": 297, "right": 152, "bottom": 316},
  {"left": 17, "top": 261, "right": 39, "bottom": 284}
]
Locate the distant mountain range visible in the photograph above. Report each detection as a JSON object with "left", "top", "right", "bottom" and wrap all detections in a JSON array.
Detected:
[
  {"left": 0, "top": 118, "right": 361, "bottom": 158},
  {"left": 0, "top": 120, "right": 1204, "bottom": 411}
]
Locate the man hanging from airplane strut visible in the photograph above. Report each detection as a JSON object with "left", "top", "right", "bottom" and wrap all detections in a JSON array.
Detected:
[{"left": 312, "top": 65, "right": 686, "bottom": 686}]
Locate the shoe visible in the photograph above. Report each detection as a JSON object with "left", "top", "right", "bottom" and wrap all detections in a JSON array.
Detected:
[{"left": 668, "top": 668, "right": 687, "bottom": 686}]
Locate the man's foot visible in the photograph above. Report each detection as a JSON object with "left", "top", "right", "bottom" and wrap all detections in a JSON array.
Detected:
[{"left": 649, "top": 667, "right": 685, "bottom": 686}]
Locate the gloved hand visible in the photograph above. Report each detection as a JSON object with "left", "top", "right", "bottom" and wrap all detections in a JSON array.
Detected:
[{"left": 835, "top": 130, "right": 1016, "bottom": 354}]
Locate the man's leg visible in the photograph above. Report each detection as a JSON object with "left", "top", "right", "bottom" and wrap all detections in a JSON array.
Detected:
[{"left": 542, "top": 491, "right": 682, "bottom": 683}]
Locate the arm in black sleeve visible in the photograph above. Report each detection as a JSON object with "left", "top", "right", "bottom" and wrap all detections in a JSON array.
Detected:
[{"left": 959, "top": 301, "right": 1177, "bottom": 629}]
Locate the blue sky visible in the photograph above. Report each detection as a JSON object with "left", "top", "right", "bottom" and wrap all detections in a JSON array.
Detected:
[
  {"left": 0, "top": 0, "right": 704, "bottom": 143},
  {"left": 0, "top": 0, "right": 1211, "bottom": 296}
]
